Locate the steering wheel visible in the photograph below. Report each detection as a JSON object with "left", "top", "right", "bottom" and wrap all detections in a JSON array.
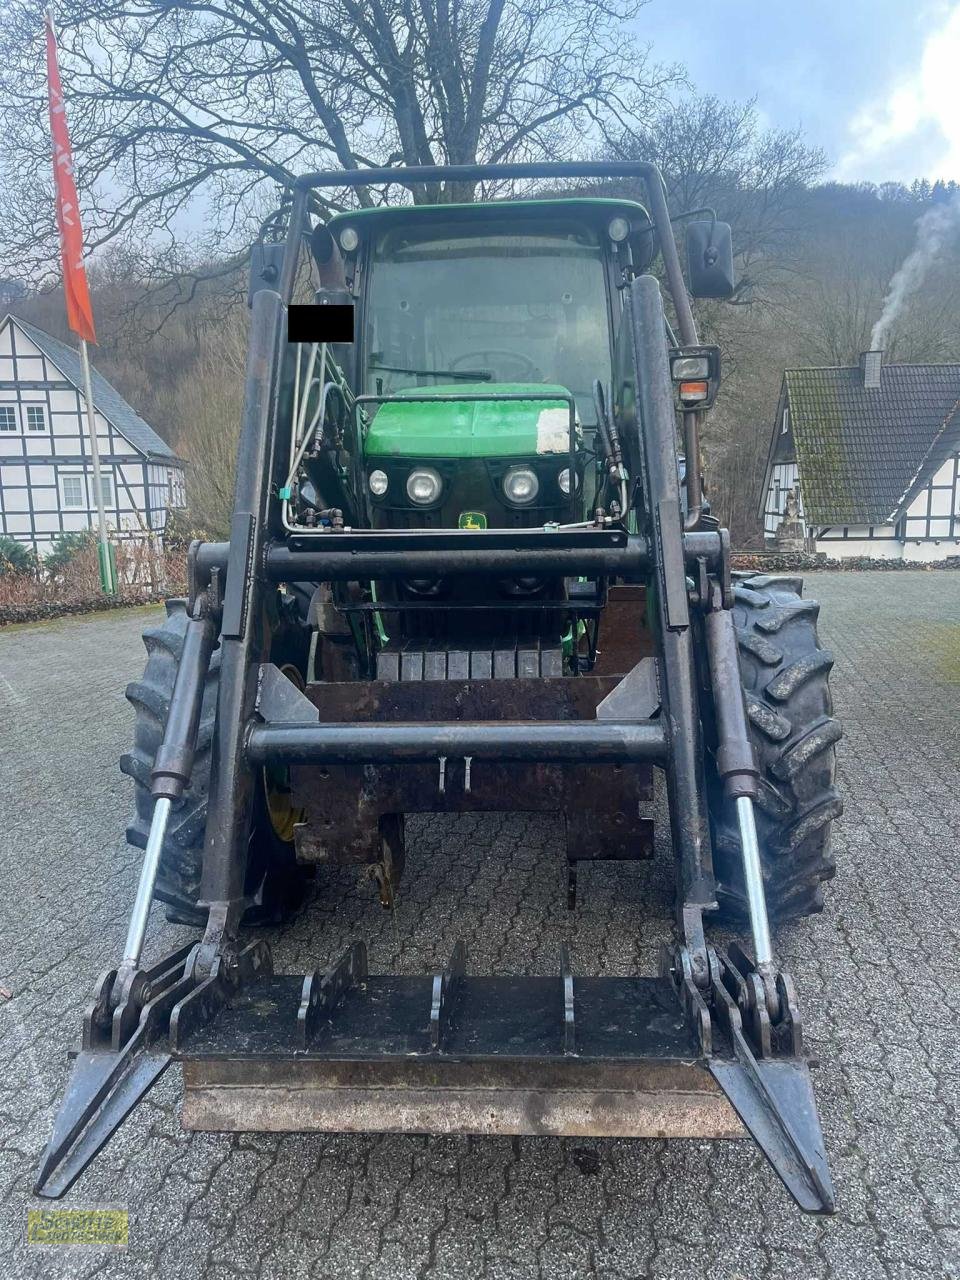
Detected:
[{"left": 450, "top": 349, "right": 545, "bottom": 382}]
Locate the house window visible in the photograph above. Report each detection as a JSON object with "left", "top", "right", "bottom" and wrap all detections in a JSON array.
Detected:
[
  {"left": 782, "top": 407, "right": 790, "bottom": 435},
  {"left": 94, "top": 473, "right": 114, "bottom": 507},
  {"left": 59, "top": 473, "right": 114, "bottom": 509},
  {"left": 167, "top": 467, "right": 185, "bottom": 508},
  {"left": 25, "top": 405, "right": 46, "bottom": 432},
  {"left": 61, "top": 475, "right": 85, "bottom": 509},
  {"left": 0, "top": 406, "right": 16, "bottom": 431}
]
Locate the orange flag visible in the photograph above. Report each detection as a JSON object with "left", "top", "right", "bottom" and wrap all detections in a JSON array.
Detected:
[{"left": 45, "top": 13, "right": 96, "bottom": 344}]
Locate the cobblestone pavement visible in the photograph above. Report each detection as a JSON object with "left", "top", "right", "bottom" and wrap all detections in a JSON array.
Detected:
[{"left": 1, "top": 572, "right": 959, "bottom": 1279}]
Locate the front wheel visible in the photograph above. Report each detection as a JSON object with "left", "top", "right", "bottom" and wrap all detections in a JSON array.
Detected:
[
  {"left": 119, "top": 599, "right": 308, "bottom": 926},
  {"left": 707, "top": 574, "right": 843, "bottom": 923}
]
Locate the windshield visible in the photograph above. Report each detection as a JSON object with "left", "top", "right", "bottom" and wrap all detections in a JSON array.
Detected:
[{"left": 364, "top": 219, "right": 612, "bottom": 423}]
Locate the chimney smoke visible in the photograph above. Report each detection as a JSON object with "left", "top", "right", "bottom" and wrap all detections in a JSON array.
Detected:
[{"left": 870, "top": 192, "right": 960, "bottom": 351}]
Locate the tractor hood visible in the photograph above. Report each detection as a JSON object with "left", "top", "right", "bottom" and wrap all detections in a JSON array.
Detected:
[{"left": 363, "top": 384, "right": 576, "bottom": 459}]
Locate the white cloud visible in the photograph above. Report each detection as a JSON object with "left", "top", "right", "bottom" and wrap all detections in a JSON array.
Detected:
[{"left": 836, "top": 3, "right": 960, "bottom": 181}]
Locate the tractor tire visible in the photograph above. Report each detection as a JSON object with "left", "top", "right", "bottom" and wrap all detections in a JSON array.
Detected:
[
  {"left": 119, "top": 599, "right": 307, "bottom": 926},
  {"left": 708, "top": 574, "right": 843, "bottom": 923}
]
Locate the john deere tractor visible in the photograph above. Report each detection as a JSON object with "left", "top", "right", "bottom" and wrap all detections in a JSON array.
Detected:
[{"left": 38, "top": 162, "right": 841, "bottom": 1214}]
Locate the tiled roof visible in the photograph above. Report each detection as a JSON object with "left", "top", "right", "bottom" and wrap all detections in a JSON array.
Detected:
[
  {"left": 784, "top": 362, "right": 960, "bottom": 525},
  {"left": 10, "top": 317, "right": 180, "bottom": 461}
]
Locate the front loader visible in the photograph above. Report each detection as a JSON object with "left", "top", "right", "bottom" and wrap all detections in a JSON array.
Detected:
[{"left": 37, "top": 161, "right": 841, "bottom": 1213}]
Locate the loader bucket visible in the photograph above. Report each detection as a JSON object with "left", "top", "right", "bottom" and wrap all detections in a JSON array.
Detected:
[{"left": 36, "top": 941, "right": 833, "bottom": 1213}]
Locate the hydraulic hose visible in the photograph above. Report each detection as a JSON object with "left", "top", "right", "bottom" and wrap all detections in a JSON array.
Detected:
[{"left": 592, "top": 379, "right": 629, "bottom": 515}]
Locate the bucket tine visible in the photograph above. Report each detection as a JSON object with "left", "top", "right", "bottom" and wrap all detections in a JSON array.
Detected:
[
  {"left": 710, "top": 1045, "right": 834, "bottom": 1214},
  {"left": 560, "top": 945, "right": 576, "bottom": 1055},
  {"left": 709, "top": 976, "right": 834, "bottom": 1213},
  {"left": 34, "top": 1041, "right": 171, "bottom": 1199}
]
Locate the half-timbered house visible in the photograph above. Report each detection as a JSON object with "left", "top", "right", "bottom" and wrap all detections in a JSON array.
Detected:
[
  {"left": 759, "top": 351, "right": 960, "bottom": 560},
  {"left": 0, "top": 313, "right": 185, "bottom": 558}
]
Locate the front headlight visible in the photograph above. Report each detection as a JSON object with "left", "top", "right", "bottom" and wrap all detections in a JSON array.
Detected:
[
  {"left": 503, "top": 466, "right": 539, "bottom": 504},
  {"left": 406, "top": 466, "right": 443, "bottom": 505},
  {"left": 368, "top": 469, "right": 388, "bottom": 497},
  {"left": 607, "top": 215, "right": 631, "bottom": 243},
  {"left": 557, "top": 468, "right": 579, "bottom": 496},
  {"left": 671, "top": 355, "right": 710, "bottom": 380}
]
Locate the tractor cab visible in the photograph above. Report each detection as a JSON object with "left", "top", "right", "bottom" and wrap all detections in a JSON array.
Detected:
[{"left": 320, "top": 199, "right": 654, "bottom": 533}]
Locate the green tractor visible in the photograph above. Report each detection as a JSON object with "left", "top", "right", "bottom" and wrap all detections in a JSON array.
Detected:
[{"left": 39, "top": 162, "right": 841, "bottom": 1215}]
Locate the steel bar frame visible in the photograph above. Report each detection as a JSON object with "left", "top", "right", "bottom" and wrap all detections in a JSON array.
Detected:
[
  {"left": 246, "top": 718, "right": 666, "bottom": 766},
  {"left": 623, "top": 276, "right": 715, "bottom": 937},
  {"left": 195, "top": 291, "right": 288, "bottom": 945},
  {"left": 191, "top": 530, "right": 724, "bottom": 586}
]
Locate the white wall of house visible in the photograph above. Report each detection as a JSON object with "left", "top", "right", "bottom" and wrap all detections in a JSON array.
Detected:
[
  {"left": 811, "top": 528, "right": 902, "bottom": 559},
  {"left": 900, "top": 455, "right": 960, "bottom": 541},
  {"left": 809, "top": 453, "right": 960, "bottom": 560},
  {"left": 811, "top": 532, "right": 960, "bottom": 561},
  {"left": 0, "top": 321, "right": 185, "bottom": 557},
  {"left": 764, "top": 449, "right": 960, "bottom": 560}
]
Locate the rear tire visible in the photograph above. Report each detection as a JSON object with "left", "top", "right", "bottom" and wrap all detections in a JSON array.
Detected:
[
  {"left": 120, "top": 599, "right": 307, "bottom": 926},
  {"left": 708, "top": 574, "right": 842, "bottom": 923}
]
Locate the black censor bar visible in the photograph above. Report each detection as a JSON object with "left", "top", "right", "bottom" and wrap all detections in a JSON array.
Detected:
[{"left": 288, "top": 303, "right": 354, "bottom": 344}]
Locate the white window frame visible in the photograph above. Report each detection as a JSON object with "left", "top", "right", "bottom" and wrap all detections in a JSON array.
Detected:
[
  {"left": 0, "top": 405, "right": 17, "bottom": 432},
  {"left": 165, "top": 466, "right": 185, "bottom": 509},
  {"left": 25, "top": 404, "right": 47, "bottom": 432},
  {"left": 781, "top": 406, "right": 790, "bottom": 435},
  {"left": 60, "top": 474, "right": 86, "bottom": 509},
  {"left": 59, "top": 471, "right": 115, "bottom": 510},
  {"left": 94, "top": 472, "right": 114, "bottom": 508}
]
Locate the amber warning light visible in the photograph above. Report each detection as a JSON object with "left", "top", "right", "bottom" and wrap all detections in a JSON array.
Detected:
[{"left": 669, "top": 346, "right": 721, "bottom": 411}]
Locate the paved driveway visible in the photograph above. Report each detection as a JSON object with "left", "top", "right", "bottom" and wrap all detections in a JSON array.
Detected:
[{"left": 1, "top": 572, "right": 959, "bottom": 1278}]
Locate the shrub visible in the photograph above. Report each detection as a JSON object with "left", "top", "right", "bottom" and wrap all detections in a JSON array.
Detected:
[
  {"left": 0, "top": 535, "right": 36, "bottom": 577},
  {"left": 44, "top": 530, "right": 99, "bottom": 579}
]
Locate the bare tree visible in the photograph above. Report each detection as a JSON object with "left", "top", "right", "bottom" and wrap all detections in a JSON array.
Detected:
[
  {"left": 585, "top": 95, "right": 824, "bottom": 542},
  {"left": 791, "top": 187, "right": 960, "bottom": 365},
  {"left": 0, "top": 0, "right": 680, "bottom": 283},
  {"left": 158, "top": 302, "right": 251, "bottom": 536},
  {"left": 606, "top": 95, "right": 826, "bottom": 304}
]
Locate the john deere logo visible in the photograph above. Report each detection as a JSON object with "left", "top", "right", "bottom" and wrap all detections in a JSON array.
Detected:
[{"left": 458, "top": 512, "right": 487, "bottom": 529}]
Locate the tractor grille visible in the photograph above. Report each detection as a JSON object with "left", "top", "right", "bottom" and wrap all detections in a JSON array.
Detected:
[
  {"left": 376, "top": 641, "right": 563, "bottom": 680},
  {"left": 371, "top": 460, "right": 569, "bottom": 530}
]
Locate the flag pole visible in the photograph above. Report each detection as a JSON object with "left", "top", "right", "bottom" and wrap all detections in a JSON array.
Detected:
[
  {"left": 45, "top": 7, "right": 114, "bottom": 593},
  {"left": 77, "top": 337, "right": 115, "bottom": 593}
]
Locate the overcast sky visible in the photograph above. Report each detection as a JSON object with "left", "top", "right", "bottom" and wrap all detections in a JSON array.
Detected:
[{"left": 636, "top": 0, "right": 960, "bottom": 184}]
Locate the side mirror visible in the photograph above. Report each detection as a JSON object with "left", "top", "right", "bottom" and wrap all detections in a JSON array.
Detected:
[{"left": 685, "top": 220, "right": 736, "bottom": 299}]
